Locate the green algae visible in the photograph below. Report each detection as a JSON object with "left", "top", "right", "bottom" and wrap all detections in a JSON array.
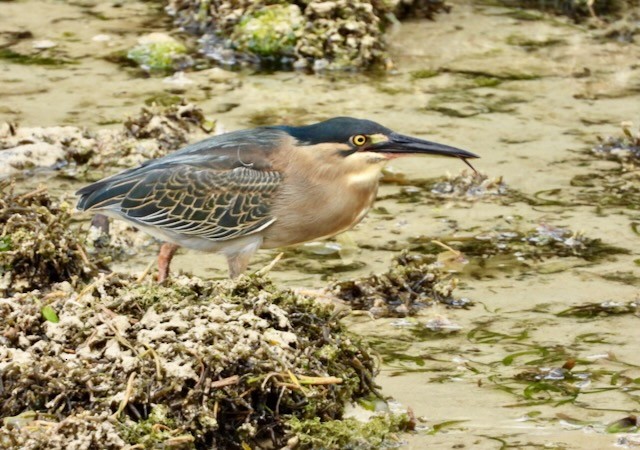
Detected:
[
  {"left": 475, "top": 326, "right": 640, "bottom": 412},
  {"left": 471, "top": 75, "right": 503, "bottom": 87},
  {"left": 606, "top": 415, "right": 639, "bottom": 434},
  {"left": 506, "top": 34, "right": 565, "bottom": 48},
  {"left": 0, "top": 236, "right": 10, "bottom": 252},
  {"left": 286, "top": 413, "right": 413, "bottom": 449},
  {"left": 557, "top": 300, "right": 639, "bottom": 318},
  {"left": 144, "top": 92, "right": 184, "bottom": 107},
  {"left": 444, "top": 68, "right": 542, "bottom": 81},
  {"left": 127, "top": 35, "right": 189, "bottom": 73},
  {"left": 119, "top": 405, "right": 192, "bottom": 449},
  {"left": 410, "top": 69, "right": 440, "bottom": 79},
  {"left": 233, "top": 4, "right": 303, "bottom": 57},
  {"left": 0, "top": 48, "right": 72, "bottom": 66}
]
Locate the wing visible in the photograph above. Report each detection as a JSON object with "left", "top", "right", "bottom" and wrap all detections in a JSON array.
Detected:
[
  {"left": 84, "top": 165, "right": 282, "bottom": 241},
  {"left": 123, "top": 166, "right": 282, "bottom": 240},
  {"left": 76, "top": 127, "right": 289, "bottom": 241}
]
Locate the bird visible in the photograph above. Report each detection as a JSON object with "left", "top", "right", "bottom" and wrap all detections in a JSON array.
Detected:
[{"left": 76, "top": 117, "right": 479, "bottom": 282}]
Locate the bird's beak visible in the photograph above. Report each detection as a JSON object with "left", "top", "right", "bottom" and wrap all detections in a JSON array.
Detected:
[
  {"left": 368, "top": 132, "right": 480, "bottom": 172},
  {"left": 370, "top": 132, "right": 479, "bottom": 159}
]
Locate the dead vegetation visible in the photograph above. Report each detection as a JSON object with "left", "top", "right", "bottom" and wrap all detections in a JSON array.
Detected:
[
  {"left": 0, "top": 181, "right": 96, "bottom": 296},
  {"left": 0, "top": 273, "right": 388, "bottom": 449},
  {"left": 330, "top": 252, "right": 469, "bottom": 317}
]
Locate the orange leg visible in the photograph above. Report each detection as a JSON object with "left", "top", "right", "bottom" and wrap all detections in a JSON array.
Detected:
[{"left": 157, "top": 243, "right": 179, "bottom": 283}]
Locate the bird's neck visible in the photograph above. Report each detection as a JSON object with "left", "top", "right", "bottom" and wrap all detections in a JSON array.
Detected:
[{"left": 307, "top": 149, "right": 387, "bottom": 189}]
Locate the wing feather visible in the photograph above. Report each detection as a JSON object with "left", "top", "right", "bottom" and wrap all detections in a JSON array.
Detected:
[
  {"left": 76, "top": 127, "right": 289, "bottom": 242},
  {"left": 112, "top": 166, "right": 282, "bottom": 241}
]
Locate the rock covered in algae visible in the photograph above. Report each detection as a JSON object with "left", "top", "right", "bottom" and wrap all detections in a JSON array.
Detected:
[
  {"left": 166, "top": 0, "right": 451, "bottom": 71},
  {"left": 0, "top": 273, "right": 383, "bottom": 449},
  {"left": 0, "top": 101, "right": 211, "bottom": 178},
  {"left": 127, "top": 33, "right": 191, "bottom": 73},
  {"left": 330, "top": 252, "right": 467, "bottom": 317},
  {"left": 0, "top": 182, "right": 96, "bottom": 296},
  {"left": 232, "top": 4, "right": 304, "bottom": 58}
]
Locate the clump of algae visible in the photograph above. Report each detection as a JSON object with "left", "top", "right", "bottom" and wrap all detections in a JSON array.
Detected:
[
  {"left": 0, "top": 181, "right": 96, "bottom": 296},
  {"left": 592, "top": 122, "right": 640, "bottom": 167},
  {"left": 287, "top": 413, "right": 412, "bottom": 449},
  {"left": 0, "top": 271, "right": 390, "bottom": 448},
  {"left": 410, "top": 223, "right": 628, "bottom": 263},
  {"left": 380, "top": 170, "right": 511, "bottom": 205},
  {"left": 569, "top": 122, "right": 640, "bottom": 211},
  {"left": 330, "top": 252, "right": 467, "bottom": 317}
]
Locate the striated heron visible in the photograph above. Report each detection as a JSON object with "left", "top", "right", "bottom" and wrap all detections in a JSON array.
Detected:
[{"left": 77, "top": 117, "right": 478, "bottom": 281}]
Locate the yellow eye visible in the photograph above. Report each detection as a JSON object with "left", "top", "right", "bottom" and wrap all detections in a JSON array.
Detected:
[{"left": 351, "top": 134, "right": 367, "bottom": 146}]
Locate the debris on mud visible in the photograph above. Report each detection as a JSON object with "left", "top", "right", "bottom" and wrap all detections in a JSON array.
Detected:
[
  {"left": 429, "top": 171, "right": 508, "bottom": 198},
  {"left": 408, "top": 222, "right": 628, "bottom": 267},
  {"left": 0, "top": 273, "right": 393, "bottom": 449},
  {"left": 0, "top": 182, "right": 96, "bottom": 296},
  {"left": 0, "top": 100, "right": 212, "bottom": 179},
  {"left": 380, "top": 170, "right": 511, "bottom": 204},
  {"left": 122, "top": 101, "right": 208, "bottom": 152},
  {"left": 572, "top": 170, "right": 640, "bottom": 211},
  {"left": 330, "top": 252, "right": 468, "bottom": 318},
  {"left": 557, "top": 300, "right": 640, "bottom": 318},
  {"left": 592, "top": 122, "right": 640, "bottom": 167},
  {"left": 166, "top": 0, "right": 451, "bottom": 71},
  {"left": 568, "top": 122, "right": 640, "bottom": 211},
  {"left": 496, "top": 0, "right": 634, "bottom": 21}
]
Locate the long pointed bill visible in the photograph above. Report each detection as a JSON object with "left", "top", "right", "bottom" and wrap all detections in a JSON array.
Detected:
[{"left": 370, "top": 132, "right": 480, "bottom": 172}]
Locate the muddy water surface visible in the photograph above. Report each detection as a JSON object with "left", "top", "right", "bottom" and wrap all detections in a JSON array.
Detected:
[{"left": 2, "top": 1, "right": 640, "bottom": 448}]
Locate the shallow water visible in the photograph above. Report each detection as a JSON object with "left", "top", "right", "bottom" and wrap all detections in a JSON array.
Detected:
[{"left": 2, "top": 0, "right": 640, "bottom": 448}]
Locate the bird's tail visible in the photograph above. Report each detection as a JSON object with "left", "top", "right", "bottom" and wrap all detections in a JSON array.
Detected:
[{"left": 76, "top": 175, "right": 138, "bottom": 211}]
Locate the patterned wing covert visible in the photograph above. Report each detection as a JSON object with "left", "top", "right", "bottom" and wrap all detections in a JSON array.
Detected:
[{"left": 120, "top": 165, "right": 282, "bottom": 241}]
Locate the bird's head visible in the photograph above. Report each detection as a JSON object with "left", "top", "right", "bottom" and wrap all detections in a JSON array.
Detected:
[{"left": 272, "top": 117, "right": 479, "bottom": 174}]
